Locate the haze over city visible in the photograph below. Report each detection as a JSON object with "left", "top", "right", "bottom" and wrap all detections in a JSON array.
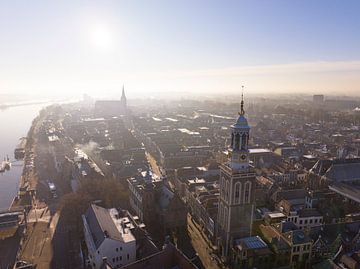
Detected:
[
  {"left": 3, "top": 2, "right": 360, "bottom": 269},
  {"left": 1, "top": 0, "right": 360, "bottom": 98}
]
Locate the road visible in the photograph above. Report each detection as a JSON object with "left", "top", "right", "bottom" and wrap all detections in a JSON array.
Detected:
[
  {"left": 187, "top": 214, "right": 222, "bottom": 269},
  {"left": 145, "top": 152, "right": 162, "bottom": 176}
]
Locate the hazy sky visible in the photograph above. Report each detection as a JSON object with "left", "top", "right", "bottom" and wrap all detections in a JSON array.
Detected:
[{"left": 1, "top": 0, "right": 360, "bottom": 98}]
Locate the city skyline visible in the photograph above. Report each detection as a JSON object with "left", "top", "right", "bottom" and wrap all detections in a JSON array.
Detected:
[{"left": 1, "top": 0, "right": 360, "bottom": 97}]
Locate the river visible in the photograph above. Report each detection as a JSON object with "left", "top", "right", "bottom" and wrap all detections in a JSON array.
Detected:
[{"left": 0, "top": 103, "right": 48, "bottom": 211}]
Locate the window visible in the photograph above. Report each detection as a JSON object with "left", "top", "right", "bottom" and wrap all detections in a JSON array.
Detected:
[
  {"left": 112, "top": 258, "right": 115, "bottom": 263},
  {"left": 224, "top": 207, "right": 228, "bottom": 230},
  {"left": 299, "top": 220, "right": 303, "bottom": 224},
  {"left": 127, "top": 254, "right": 130, "bottom": 260},
  {"left": 241, "top": 133, "right": 247, "bottom": 150},
  {"left": 225, "top": 181, "right": 229, "bottom": 201},
  {"left": 120, "top": 256, "right": 122, "bottom": 261},
  {"left": 120, "top": 247, "right": 122, "bottom": 251},
  {"left": 235, "top": 133, "right": 240, "bottom": 150},
  {"left": 243, "top": 181, "right": 251, "bottom": 203},
  {"left": 219, "top": 203, "right": 223, "bottom": 225},
  {"left": 315, "top": 219, "right": 318, "bottom": 223},
  {"left": 234, "top": 182, "right": 242, "bottom": 204},
  {"left": 116, "top": 248, "right": 119, "bottom": 252},
  {"left": 304, "top": 219, "right": 308, "bottom": 224}
]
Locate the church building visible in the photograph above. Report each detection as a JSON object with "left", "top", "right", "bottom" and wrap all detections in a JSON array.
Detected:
[
  {"left": 94, "top": 85, "right": 128, "bottom": 117},
  {"left": 217, "top": 91, "right": 256, "bottom": 258}
]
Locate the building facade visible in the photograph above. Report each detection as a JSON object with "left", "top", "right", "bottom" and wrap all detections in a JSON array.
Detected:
[{"left": 82, "top": 204, "right": 136, "bottom": 269}]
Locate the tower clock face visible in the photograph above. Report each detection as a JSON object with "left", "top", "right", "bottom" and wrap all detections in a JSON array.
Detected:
[{"left": 240, "top": 154, "right": 247, "bottom": 160}]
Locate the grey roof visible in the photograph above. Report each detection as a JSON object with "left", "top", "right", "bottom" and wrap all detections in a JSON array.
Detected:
[
  {"left": 279, "top": 221, "right": 299, "bottom": 233},
  {"left": 298, "top": 208, "right": 322, "bottom": 218},
  {"left": 273, "top": 188, "right": 307, "bottom": 202},
  {"left": 329, "top": 183, "right": 360, "bottom": 203},
  {"left": 325, "top": 162, "right": 360, "bottom": 182},
  {"left": 311, "top": 158, "right": 360, "bottom": 182},
  {"left": 84, "top": 204, "right": 122, "bottom": 249},
  {"left": 289, "top": 230, "right": 312, "bottom": 245},
  {"left": 232, "top": 114, "right": 250, "bottom": 129}
]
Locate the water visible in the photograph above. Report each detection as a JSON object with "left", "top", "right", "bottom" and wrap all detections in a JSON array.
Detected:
[{"left": 0, "top": 104, "right": 47, "bottom": 211}]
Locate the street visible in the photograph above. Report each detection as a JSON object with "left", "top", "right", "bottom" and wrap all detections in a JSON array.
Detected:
[{"left": 187, "top": 214, "right": 222, "bottom": 269}]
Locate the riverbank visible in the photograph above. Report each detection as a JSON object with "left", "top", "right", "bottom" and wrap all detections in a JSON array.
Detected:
[{"left": 10, "top": 112, "right": 40, "bottom": 211}]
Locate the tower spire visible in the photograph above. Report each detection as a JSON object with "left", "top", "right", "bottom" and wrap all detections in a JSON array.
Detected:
[
  {"left": 121, "top": 84, "right": 127, "bottom": 109},
  {"left": 239, "top": 85, "right": 245, "bottom": 115}
]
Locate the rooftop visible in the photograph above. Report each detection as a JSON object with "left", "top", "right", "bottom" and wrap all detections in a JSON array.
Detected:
[
  {"left": 266, "top": 212, "right": 286, "bottom": 219},
  {"left": 234, "top": 236, "right": 268, "bottom": 251},
  {"left": 329, "top": 183, "right": 360, "bottom": 204},
  {"left": 83, "top": 204, "right": 135, "bottom": 249},
  {"left": 249, "top": 148, "right": 272, "bottom": 154}
]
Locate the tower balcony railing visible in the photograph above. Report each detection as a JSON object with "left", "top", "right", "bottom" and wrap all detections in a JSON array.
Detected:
[{"left": 220, "top": 163, "right": 255, "bottom": 177}]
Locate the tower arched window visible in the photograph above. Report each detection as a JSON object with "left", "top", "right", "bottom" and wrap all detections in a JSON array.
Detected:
[
  {"left": 241, "top": 133, "right": 247, "bottom": 150},
  {"left": 233, "top": 182, "right": 242, "bottom": 204},
  {"left": 231, "top": 133, "right": 234, "bottom": 148},
  {"left": 243, "top": 181, "right": 251, "bottom": 204},
  {"left": 219, "top": 203, "right": 223, "bottom": 225},
  {"left": 224, "top": 206, "right": 228, "bottom": 230},
  {"left": 220, "top": 177, "right": 224, "bottom": 198},
  {"left": 225, "top": 181, "right": 229, "bottom": 201},
  {"left": 235, "top": 133, "right": 240, "bottom": 150}
]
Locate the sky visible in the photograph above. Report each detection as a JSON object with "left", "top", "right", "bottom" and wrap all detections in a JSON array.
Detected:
[{"left": 1, "top": 0, "right": 360, "bottom": 99}]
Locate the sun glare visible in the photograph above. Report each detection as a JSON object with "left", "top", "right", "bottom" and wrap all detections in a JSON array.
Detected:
[{"left": 89, "top": 24, "right": 112, "bottom": 50}]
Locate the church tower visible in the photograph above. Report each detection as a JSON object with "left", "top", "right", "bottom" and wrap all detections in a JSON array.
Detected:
[
  {"left": 217, "top": 88, "right": 256, "bottom": 258},
  {"left": 120, "top": 85, "right": 127, "bottom": 109}
]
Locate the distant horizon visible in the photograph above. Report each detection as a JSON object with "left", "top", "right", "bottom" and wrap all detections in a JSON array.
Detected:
[
  {"left": 2, "top": 88, "right": 360, "bottom": 104},
  {"left": 1, "top": 1, "right": 360, "bottom": 97}
]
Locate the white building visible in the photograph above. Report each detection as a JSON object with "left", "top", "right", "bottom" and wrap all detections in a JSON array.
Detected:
[
  {"left": 82, "top": 204, "right": 136, "bottom": 269},
  {"left": 286, "top": 208, "right": 323, "bottom": 230}
]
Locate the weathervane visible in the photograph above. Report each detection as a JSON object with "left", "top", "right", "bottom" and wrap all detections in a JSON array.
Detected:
[{"left": 239, "top": 85, "right": 245, "bottom": 115}]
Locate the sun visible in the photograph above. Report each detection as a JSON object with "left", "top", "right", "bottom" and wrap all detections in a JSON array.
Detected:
[{"left": 89, "top": 24, "right": 112, "bottom": 51}]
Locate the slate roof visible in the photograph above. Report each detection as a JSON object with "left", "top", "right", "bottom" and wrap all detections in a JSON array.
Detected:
[
  {"left": 326, "top": 162, "right": 360, "bottom": 182},
  {"left": 298, "top": 208, "right": 322, "bottom": 218},
  {"left": 84, "top": 204, "right": 122, "bottom": 249},
  {"left": 309, "top": 221, "right": 360, "bottom": 246},
  {"left": 329, "top": 183, "right": 360, "bottom": 203},
  {"left": 272, "top": 189, "right": 307, "bottom": 202},
  {"left": 311, "top": 158, "right": 360, "bottom": 182}
]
